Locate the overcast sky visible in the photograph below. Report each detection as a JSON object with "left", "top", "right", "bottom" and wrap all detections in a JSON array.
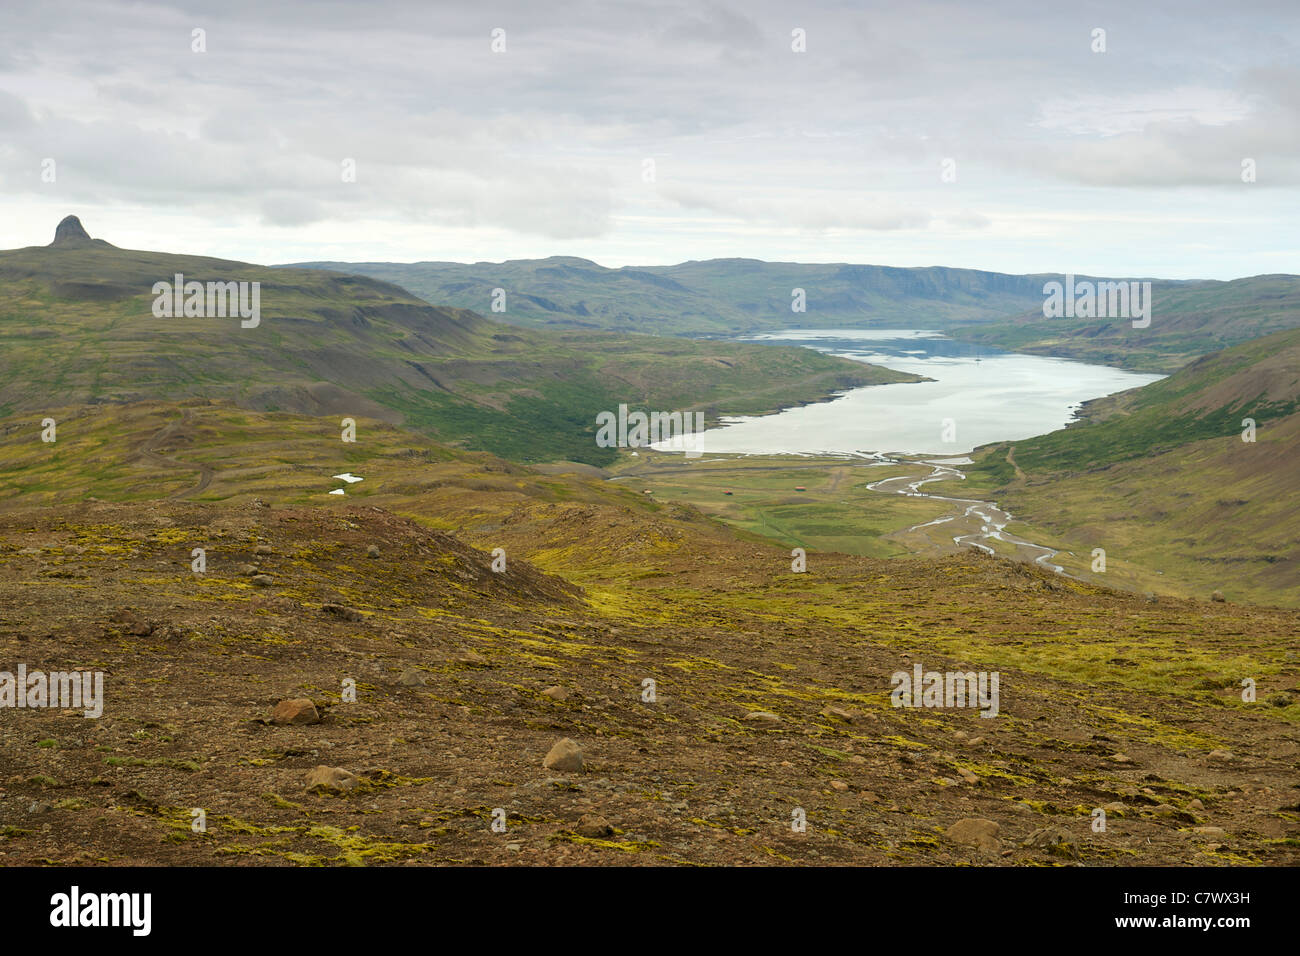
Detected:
[{"left": 1, "top": 0, "right": 1297, "bottom": 278}]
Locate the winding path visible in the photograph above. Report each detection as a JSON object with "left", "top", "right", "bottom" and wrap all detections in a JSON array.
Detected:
[{"left": 135, "top": 408, "right": 215, "bottom": 499}]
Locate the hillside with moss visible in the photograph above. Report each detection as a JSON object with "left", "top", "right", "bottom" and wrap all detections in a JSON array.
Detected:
[
  {"left": 0, "top": 219, "right": 916, "bottom": 466},
  {"left": 951, "top": 328, "right": 1300, "bottom": 605},
  {"left": 0, "top": 400, "right": 1296, "bottom": 866}
]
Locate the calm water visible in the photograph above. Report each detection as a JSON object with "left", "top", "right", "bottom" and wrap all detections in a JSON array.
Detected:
[{"left": 654, "top": 329, "right": 1163, "bottom": 456}]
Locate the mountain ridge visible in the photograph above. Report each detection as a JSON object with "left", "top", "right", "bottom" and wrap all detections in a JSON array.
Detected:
[{"left": 0, "top": 217, "right": 918, "bottom": 465}]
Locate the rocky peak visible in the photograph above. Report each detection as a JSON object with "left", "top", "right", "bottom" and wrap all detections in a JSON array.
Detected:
[{"left": 51, "top": 215, "right": 93, "bottom": 245}]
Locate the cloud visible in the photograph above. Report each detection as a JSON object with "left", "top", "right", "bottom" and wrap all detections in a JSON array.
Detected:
[
  {"left": 0, "top": 0, "right": 1295, "bottom": 272},
  {"left": 658, "top": 184, "right": 934, "bottom": 231}
]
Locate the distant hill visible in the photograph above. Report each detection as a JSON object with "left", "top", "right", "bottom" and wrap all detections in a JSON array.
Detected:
[
  {"left": 287, "top": 256, "right": 1078, "bottom": 335},
  {"left": 0, "top": 218, "right": 917, "bottom": 465},
  {"left": 950, "top": 275, "right": 1300, "bottom": 373},
  {"left": 965, "top": 327, "right": 1300, "bottom": 604},
  {"left": 290, "top": 258, "right": 1300, "bottom": 373}
]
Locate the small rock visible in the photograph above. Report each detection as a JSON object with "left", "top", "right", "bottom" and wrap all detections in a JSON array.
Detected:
[
  {"left": 270, "top": 698, "right": 320, "bottom": 725},
  {"left": 945, "top": 818, "right": 1001, "bottom": 852},
  {"left": 305, "top": 766, "right": 357, "bottom": 792},
  {"left": 398, "top": 668, "right": 426, "bottom": 687},
  {"left": 818, "top": 705, "right": 858, "bottom": 723},
  {"left": 1192, "top": 826, "right": 1226, "bottom": 838},
  {"left": 830, "top": 780, "right": 849, "bottom": 792},
  {"left": 1023, "top": 826, "right": 1078, "bottom": 858},
  {"left": 540, "top": 685, "right": 570, "bottom": 701},
  {"left": 957, "top": 768, "right": 980, "bottom": 785},
  {"left": 742, "top": 711, "right": 781, "bottom": 724},
  {"left": 1110, "top": 753, "right": 1133, "bottom": 764},
  {"left": 110, "top": 610, "right": 153, "bottom": 636},
  {"left": 254, "top": 545, "right": 273, "bottom": 556},
  {"left": 1211, "top": 590, "right": 1225, "bottom": 603},
  {"left": 238, "top": 564, "right": 260, "bottom": 576},
  {"left": 251, "top": 574, "right": 274, "bottom": 587},
  {"left": 1188, "top": 798, "right": 1205, "bottom": 811},
  {"left": 27, "top": 801, "right": 51, "bottom": 815},
  {"left": 543, "top": 738, "right": 585, "bottom": 773},
  {"left": 574, "top": 813, "right": 613, "bottom": 837},
  {"left": 366, "top": 544, "right": 380, "bottom": 558},
  {"left": 1207, "top": 749, "right": 1236, "bottom": 764},
  {"left": 1153, "top": 804, "right": 1197, "bottom": 823},
  {"left": 322, "top": 603, "right": 363, "bottom": 622}
]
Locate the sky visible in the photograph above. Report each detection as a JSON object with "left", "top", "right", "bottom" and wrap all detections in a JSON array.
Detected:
[{"left": 1, "top": 0, "right": 1297, "bottom": 278}]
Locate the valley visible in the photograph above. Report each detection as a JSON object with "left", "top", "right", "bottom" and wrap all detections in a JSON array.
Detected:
[
  {"left": 1, "top": 218, "right": 1296, "bottom": 870},
  {"left": 1, "top": 399, "right": 1297, "bottom": 867}
]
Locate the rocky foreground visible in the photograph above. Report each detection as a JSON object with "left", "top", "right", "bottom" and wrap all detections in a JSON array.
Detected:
[{"left": 1, "top": 497, "right": 1297, "bottom": 867}]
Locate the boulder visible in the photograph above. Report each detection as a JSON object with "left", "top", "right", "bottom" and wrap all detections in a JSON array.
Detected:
[
  {"left": 543, "top": 738, "right": 585, "bottom": 773},
  {"left": 322, "top": 603, "right": 363, "bottom": 622},
  {"left": 306, "top": 766, "right": 357, "bottom": 792},
  {"left": 398, "top": 668, "right": 426, "bottom": 687},
  {"left": 945, "top": 817, "right": 1001, "bottom": 852},
  {"left": 270, "top": 698, "right": 320, "bottom": 725}
]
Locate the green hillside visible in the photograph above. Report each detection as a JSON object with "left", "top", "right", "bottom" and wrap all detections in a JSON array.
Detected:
[
  {"left": 951, "top": 275, "right": 1300, "bottom": 373},
  {"left": 0, "top": 218, "right": 917, "bottom": 465},
  {"left": 957, "top": 328, "right": 1300, "bottom": 604}
]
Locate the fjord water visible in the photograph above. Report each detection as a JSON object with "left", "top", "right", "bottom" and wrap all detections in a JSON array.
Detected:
[{"left": 661, "top": 329, "right": 1163, "bottom": 456}]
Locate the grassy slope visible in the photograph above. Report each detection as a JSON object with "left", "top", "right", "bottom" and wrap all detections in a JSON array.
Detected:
[
  {"left": 952, "top": 328, "right": 1300, "bottom": 605},
  {"left": 950, "top": 275, "right": 1300, "bottom": 373},
  {"left": 605, "top": 453, "right": 942, "bottom": 560},
  {"left": 1, "top": 400, "right": 1297, "bottom": 866},
  {"left": 0, "top": 242, "right": 916, "bottom": 465},
  {"left": 287, "top": 256, "right": 1068, "bottom": 335}
]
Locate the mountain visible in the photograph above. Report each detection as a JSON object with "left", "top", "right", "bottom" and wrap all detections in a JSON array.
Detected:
[
  {"left": 291, "top": 258, "right": 1300, "bottom": 375},
  {"left": 50, "top": 214, "right": 102, "bottom": 246},
  {"left": 286, "top": 256, "right": 1075, "bottom": 335},
  {"left": 950, "top": 275, "right": 1300, "bottom": 373},
  {"left": 962, "top": 327, "right": 1300, "bottom": 604},
  {"left": 0, "top": 218, "right": 917, "bottom": 465}
]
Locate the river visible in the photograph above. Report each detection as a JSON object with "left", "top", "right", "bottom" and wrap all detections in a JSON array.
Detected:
[{"left": 648, "top": 329, "right": 1163, "bottom": 573}]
